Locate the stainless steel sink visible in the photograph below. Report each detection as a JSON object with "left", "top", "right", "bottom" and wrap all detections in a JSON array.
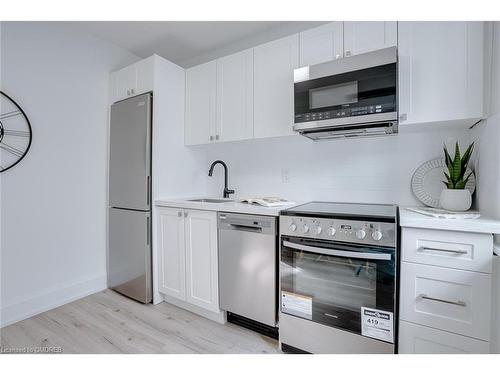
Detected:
[{"left": 188, "top": 198, "right": 233, "bottom": 203}]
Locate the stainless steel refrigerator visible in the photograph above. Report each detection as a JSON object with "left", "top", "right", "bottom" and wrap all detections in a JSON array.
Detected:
[{"left": 108, "top": 93, "right": 152, "bottom": 303}]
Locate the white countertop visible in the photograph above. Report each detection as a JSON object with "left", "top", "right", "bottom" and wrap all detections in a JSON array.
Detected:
[
  {"left": 155, "top": 197, "right": 299, "bottom": 217},
  {"left": 400, "top": 207, "right": 500, "bottom": 234}
]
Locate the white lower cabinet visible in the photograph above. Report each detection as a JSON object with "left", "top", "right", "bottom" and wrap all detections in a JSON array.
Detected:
[
  {"left": 400, "top": 262, "right": 491, "bottom": 341},
  {"left": 184, "top": 209, "right": 219, "bottom": 312},
  {"left": 157, "top": 207, "right": 220, "bottom": 314},
  {"left": 399, "top": 225, "right": 494, "bottom": 353},
  {"left": 399, "top": 321, "right": 490, "bottom": 354},
  {"left": 157, "top": 207, "right": 186, "bottom": 300}
]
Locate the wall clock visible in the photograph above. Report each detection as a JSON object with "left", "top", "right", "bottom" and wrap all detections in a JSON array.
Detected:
[{"left": 0, "top": 91, "right": 33, "bottom": 173}]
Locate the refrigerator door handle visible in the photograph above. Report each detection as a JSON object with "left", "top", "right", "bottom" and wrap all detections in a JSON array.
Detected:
[
  {"left": 146, "top": 216, "right": 150, "bottom": 246},
  {"left": 147, "top": 176, "right": 150, "bottom": 206}
]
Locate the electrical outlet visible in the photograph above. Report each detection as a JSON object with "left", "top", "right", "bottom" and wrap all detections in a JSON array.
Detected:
[{"left": 281, "top": 168, "right": 290, "bottom": 183}]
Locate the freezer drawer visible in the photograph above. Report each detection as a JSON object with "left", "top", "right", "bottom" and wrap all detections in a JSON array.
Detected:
[
  {"left": 108, "top": 208, "right": 151, "bottom": 303},
  {"left": 109, "top": 93, "right": 151, "bottom": 210}
]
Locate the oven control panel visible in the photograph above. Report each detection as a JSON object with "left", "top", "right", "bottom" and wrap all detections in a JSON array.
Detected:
[{"left": 279, "top": 215, "right": 396, "bottom": 248}]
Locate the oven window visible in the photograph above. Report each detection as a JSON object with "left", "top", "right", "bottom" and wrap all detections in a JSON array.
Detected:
[
  {"left": 309, "top": 81, "right": 358, "bottom": 109},
  {"left": 280, "top": 242, "right": 395, "bottom": 334}
]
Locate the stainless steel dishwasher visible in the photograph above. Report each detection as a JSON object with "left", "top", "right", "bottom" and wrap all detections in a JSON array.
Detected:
[{"left": 218, "top": 212, "right": 278, "bottom": 337}]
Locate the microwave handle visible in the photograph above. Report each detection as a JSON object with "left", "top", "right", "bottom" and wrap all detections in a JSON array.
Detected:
[{"left": 282, "top": 241, "right": 391, "bottom": 261}]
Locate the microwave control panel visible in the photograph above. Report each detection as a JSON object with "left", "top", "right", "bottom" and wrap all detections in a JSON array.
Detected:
[{"left": 294, "top": 102, "right": 395, "bottom": 124}]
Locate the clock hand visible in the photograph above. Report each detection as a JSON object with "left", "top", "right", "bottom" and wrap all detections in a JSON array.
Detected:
[
  {"left": 0, "top": 142, "right": 24, "bottom": 157},
  {"left": 0, "top": 110, "right": 21, "bottom": 120}
]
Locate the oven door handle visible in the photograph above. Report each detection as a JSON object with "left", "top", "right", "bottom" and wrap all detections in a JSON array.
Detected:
[{"left": 282, "top": 241, "right": 392, "bottom": 261}]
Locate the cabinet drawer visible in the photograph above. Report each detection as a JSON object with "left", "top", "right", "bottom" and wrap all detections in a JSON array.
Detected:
[
  {"left": 400, "top": 262, "right": 491, "bottom": 340},
  {"left": 399, "top": 321, "right": 490, "bottom": 354},
  {"left": 402, "top": 227, "right": 492, "bottom": 273}
]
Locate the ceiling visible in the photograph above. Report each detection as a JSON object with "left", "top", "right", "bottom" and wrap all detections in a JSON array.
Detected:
[{"left": 71, "top": 21, "right": 327, "bottom": 67}]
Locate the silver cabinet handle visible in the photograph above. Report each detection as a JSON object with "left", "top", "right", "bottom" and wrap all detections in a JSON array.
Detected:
[
  {"left": 210, "top": 135, "right": 214, "bottom": 141},
  {"left": 418, "top": 246, "right": 468, "bottom": 254},
  {"left": 178, "top": 211, "right": 182, "bottom": 217},
  {"left": 419, "top": 294, "right": 467, "bottom": 307},
  {"left": 399, "top": 113, "right": 407, "bottom": 122},
  {"left": 146, "top": 216, "right": 150, "bottom": 245},
  {"left": 184, "top": 212, "right": 188, "bottom": 218},
  {"left": 345, "top": 50, "right": 351, "bottom": 57}
]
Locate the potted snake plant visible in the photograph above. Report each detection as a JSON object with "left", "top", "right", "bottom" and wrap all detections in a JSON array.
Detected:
[{"left": 440, "top": 142, "right": 475, "bottom": 211}]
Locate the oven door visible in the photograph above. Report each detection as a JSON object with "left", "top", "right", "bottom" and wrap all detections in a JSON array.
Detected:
[{"left": 280, "top": 236, "right": 396, "bottom": 341}]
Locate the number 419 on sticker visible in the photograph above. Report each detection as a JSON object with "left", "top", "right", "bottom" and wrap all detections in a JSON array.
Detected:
[{"left": 361, "top": 307, "right": 394, "bottom": 343}]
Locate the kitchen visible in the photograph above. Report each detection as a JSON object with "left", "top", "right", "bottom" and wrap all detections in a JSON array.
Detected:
[{"left": 1, "top": 2, "right": 500, "bottom": 367}]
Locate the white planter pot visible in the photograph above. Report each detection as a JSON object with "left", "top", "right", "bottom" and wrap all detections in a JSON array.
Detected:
[{"left": 439, "top": 189, "right": 472, "bottom": 211}]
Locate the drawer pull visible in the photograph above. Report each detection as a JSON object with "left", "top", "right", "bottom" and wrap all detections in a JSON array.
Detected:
[
  {"left": 418, "top": 246, "right": 468, "bottom": 254},
  {"left": 419, "top": 294, "right": 467, "bottom": 307}
]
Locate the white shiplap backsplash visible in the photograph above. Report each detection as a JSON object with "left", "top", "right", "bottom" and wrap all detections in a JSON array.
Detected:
[{"left": 205, "top": 128, "right": 471, "bottom": 206}]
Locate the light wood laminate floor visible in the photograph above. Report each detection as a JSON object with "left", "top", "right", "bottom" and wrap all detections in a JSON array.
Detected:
[{"left": 0, "top": 289, "right": 281, "bottom": 354}]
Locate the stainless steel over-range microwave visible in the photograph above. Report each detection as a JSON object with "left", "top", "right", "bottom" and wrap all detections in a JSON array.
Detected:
[{"left": 293, "top": 46, "right": 398, "bottom": 140}]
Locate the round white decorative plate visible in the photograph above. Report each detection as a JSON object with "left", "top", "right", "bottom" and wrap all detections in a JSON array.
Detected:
[{"left": 411, "top": 158, "right": 476, "bottom": 208}]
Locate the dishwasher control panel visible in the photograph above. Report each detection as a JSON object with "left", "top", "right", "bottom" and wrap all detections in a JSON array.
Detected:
[{"left": 279, "top": 215, "right": 395, "bottom": 247}]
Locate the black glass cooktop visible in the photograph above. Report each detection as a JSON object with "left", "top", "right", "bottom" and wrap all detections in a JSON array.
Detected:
[{"left": 282, "top": 201, "right": 397, "bottom": 220}]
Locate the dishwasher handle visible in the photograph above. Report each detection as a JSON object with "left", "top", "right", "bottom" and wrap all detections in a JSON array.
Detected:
[
  {"left": 228, "top": 224, "right": 263, "bottom": 233},
  {"left": 218, "top": 212, "right": 276, "bottom": 235}
]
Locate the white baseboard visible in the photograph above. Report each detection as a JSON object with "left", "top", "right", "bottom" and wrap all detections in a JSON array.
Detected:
[{"left": 0, "top": 273, "right": 107, "bottom": 328}]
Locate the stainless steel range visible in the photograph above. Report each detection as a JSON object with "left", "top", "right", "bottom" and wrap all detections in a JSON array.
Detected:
[{"left": 279, "top": 202, "right": 398, "bottom": 354}]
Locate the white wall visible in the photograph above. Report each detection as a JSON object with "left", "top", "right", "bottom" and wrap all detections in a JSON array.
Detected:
[
  {"left": 205, "top": 129, "right": 470, "bottom": 206},
  {"left": 473, "top": 22, "right": 500, "bottom": 219},
  {"left": 0, "top": 22, "right": 140, "bottom": 327},
  {"left": 470, "top": 21, "right": 500, "bottom": 354}
]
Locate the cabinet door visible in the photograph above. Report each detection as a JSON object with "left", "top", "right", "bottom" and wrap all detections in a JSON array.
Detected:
[
  {"left": 254, "top": 34, "right": 299, "bottom": 139},
  {"left": 184, "top": 209, "right": 219, "bottom": 312},
  {"left": 135, "top": 56, "right": 155, "bottom": 96},
  {"left": 399, "top": 321, "right": 490, "bottom": 354},
  {"left": 216, "top": 48, "right": 254, "bottom": 142},
  {"left": 400, "top": 262, "right": 491, "bottom": 341},
  {"left": 299, "top": 22, "right": 344, "bottom": 66},
  {"left": 185, "top": 61, "right": 217, "bottom": 145},
  {"left": 402, "top": 228, "right": 493, "bottom": 273},
  {"left": 398, "top": 22, "right": 484, "bottom": 126},
  {"left": 157, "top": 207, "right": 186, "bottom": 300},
  {"left": 112, "top": 65, "right": 137, "bottom": 103},
  {"left": 343, "top": 21, "right": 397, "bottom": 56}
]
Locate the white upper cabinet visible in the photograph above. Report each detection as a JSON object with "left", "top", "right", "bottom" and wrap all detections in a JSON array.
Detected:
[
  {"left": 254, "top": 34, "right": 299, "bottom": 139},
  {"left": 135, "top": 57, "right": 155, "bottom": 97},
  {"left": 216, "top": 48, "right": 254, "bottom": 142},
  {"left": 113, "top": 65, "right": 136, "bottom": 102},
  {"left": 299, "top": 22, "right": 344, "bottom": 66},
  {"left": 111, "top": 56, "right": 155, "bottom": 103},
  {"left": 185, "top": 60, "right": 217, "bottom": 145},
  {"left": 343, "top": 21, "right": 397, "bottom": 56},
  {"left": 398, "top": 22, "right": 484, "bottom": 127}
]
